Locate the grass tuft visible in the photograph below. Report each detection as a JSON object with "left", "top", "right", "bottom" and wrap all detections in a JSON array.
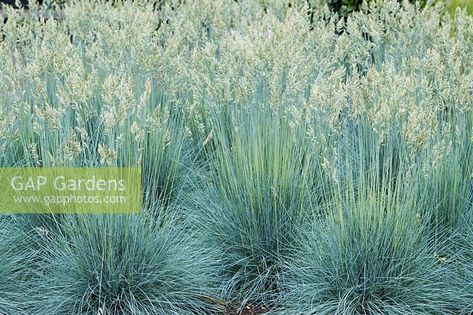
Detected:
[
  {"left": 30, "top": 214, "right": 217, "bottom": 315},
  {"left": 186, "top": 106, "right": 320, "bottom": 309}
]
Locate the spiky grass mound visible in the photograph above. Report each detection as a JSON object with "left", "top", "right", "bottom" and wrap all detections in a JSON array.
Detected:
[
  {"left": 30, "top": 214, "right": 217, "bottom": 315},
  {"left": 280, "top": 176, "right": 459, "bottom": 315},
  {"left": 186, "top": 107, "right": 322, "bottom": 309}
]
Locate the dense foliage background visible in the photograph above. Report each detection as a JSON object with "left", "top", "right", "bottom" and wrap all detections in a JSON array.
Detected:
[{"left": 1, "top": 0, "right": 473, "bottom": 314}]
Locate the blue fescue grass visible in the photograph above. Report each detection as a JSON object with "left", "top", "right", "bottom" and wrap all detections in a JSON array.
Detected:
[
  {"left": 29, "top": 213, "right": 218, "bottom": 315},
  {"left": 184, "top": 106, "right": 324, "bottom": 310},
  {"left": 280, "top": 199, "right": 458, "bottom": 314},
  {"left": 280, "top": 168, "right": 459, "bottom": 314},
  {"left": 278, "top": 116, "right": 462, "bottom": 315}
]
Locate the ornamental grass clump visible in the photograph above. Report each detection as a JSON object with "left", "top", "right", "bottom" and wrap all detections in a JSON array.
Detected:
[
  {"left": 280, "top": 163, "right": 458, "bottom": 315},
  {"left": 30, "top": 214, "right": 217, "bottom": 315},
  {"left": 186, "top": 106, "right": 321, "bottom": 309}
]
